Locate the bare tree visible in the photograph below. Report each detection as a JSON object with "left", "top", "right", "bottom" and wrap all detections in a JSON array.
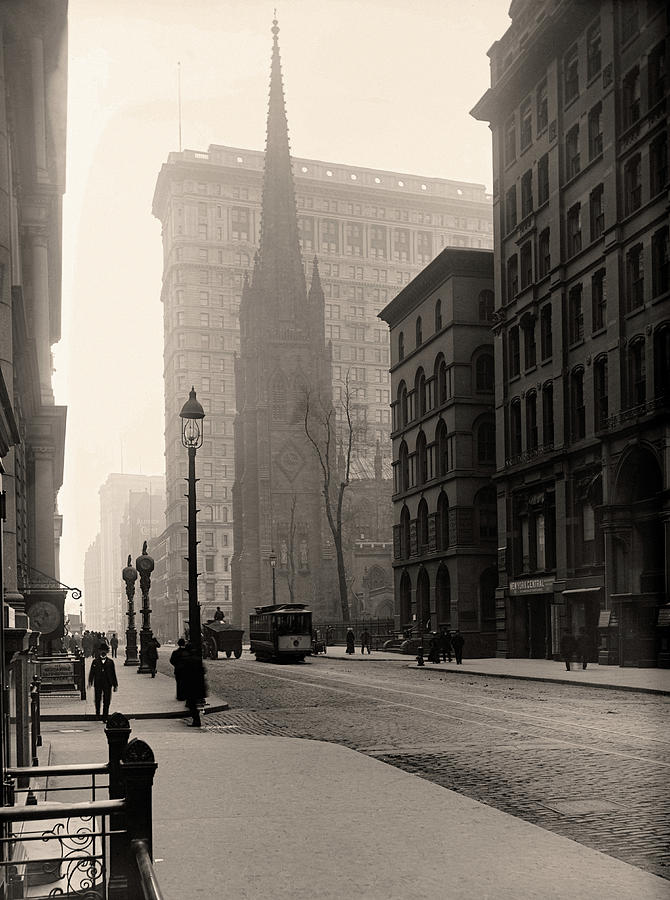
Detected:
[
  {"left": 284, "top": 493, "right": 297, "bottom": 602},
  {"left": 303, "top": 373, "right": 354, "bottom": 623}
]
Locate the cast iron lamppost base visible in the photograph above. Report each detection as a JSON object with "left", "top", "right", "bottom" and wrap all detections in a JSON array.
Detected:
[
  {"left": 180, "top": 387, "right": 205, "bottom": 658},
  {"left": 122, "top": 556, "right": 139, "bottom": 667},
  {"left": 136, "top": 541, "right": 155, "bottom": 674}
]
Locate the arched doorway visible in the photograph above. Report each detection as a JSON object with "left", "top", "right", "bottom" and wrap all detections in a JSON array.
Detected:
[
  {"left": 610, "top": 446, "right": 664, "bottom": 666},
  {"left": 416, "top": 567, "right": 431, "bottom": 632},
  {"left": 435, "top": 563, "right": 451, "bottom": 628},
  {"left": 399, "top": 570, "right": 412, "bottom": 629}
]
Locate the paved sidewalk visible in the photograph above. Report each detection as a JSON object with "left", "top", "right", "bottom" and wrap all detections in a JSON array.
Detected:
[
  {"left": 319, "top": 644, "right": 670, "bottom": 694},
  {"left": 35, "top": 658, "right": 670, "bottom": 898},
  {"left": 38, "top": 657, "right": 228, "bottom": 720}
]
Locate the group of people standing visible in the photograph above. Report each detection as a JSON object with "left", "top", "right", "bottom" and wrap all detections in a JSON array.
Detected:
[
  {"left": 79, "top": 630, "right": 118, "bottom": 658},
  {"left": 346, "top": 628, "right": 372, "bottom": 654},
  {"left": 427, "top": 629, "right": 465, "bottom": 665}
]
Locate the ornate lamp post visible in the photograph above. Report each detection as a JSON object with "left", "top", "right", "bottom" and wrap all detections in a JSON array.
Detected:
[
  {"left": 136, "top": 541, "right": 155, "bottom": 674},
  {"left": 122, "top": 556, "right": 139, "bottom": 667},
  {"left": 180, "top": 387, "right": 205, "bottom": 657},
  {"left": 269, "top": 550, "right": 277, "bottom": 605}
]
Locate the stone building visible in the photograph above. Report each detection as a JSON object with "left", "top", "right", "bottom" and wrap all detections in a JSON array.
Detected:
[
  {"left": 152, "top": 91, "right": 493, "bottom": 628},
  {"left": 232, "top": 19, "right": 338, "bottom": 625},
  {"left": 471, "top": 0, "right": 669, "bottom": 665},
  {"left": 379, "top": 249, "right": 498, "bottom": 657},
  {"left": 0, "top": 0, "right": 68, "bottom": 786}
]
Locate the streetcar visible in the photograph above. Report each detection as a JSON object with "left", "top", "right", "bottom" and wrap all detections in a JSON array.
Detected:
[{"left": 249, "top": 604, "right": 312, "bottom": 661}]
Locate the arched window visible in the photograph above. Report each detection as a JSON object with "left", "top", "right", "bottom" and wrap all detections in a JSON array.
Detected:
[
  {"left": 594, "top": 355, "right": 608, "bottom": 430},
  {"left": 397, "top": 381, "right": 408, "bottom": 427},
  {"left": 475, "top": 486, "right": 497, "bottom": 542},
  {"left": 415, "top": 368, "right": 426, "bottom": 417},
  {"left": 479, "top": 289, "right": 494, "bottom": 322},
  {"left": 416, "top": 431, "right": 427, "bottom": 485},
  {"left": 399, "top": 570, "right": 412, "bottom": 625},
  {"left": 435, "top": 298, "right": 443, "bottom": 331},
  {"left": 437, "top": 491, "right": 450, "bottom": 550},
  {"left": 416, "top": 316, "right": 423, "bottom": 347},
  {"left": 400, "top": 505, "right": 411, "bottom": 558},
  {"left": 477, "top": 420, "right": 495, "bottom": 464},
  {"left": 475, "top": 353, "right": 494, "bottom": 392},
  {"left": 416, "top": 567, "right": 430, "bottom": 630},
  {"left": 435, "top": 420, "right": 449, "bottom": 476},
  {"left": 570, "top": 367, "right": 585, "bottom": 440},
  {"left": 417, "top": 498, "right": 429, "bottom": 552},
  {"left": 399, "top": 441, "right": 409, "bottom": 492},
  {"left": 436, "top": 563, "right": 451, "bottom": 627},
  {"left": 510, "top": 400, "right": 522, "bottom": 456},
  {"left": 271, "top": 373, "right": 288, "bottom": 422},
  {"left": 434, "top": 354, "right": 448, "bottom": 405},
  {"left": 628, "top": 337, "right": 646, "bottom": 407},
  {"left": 398, "top": 331, "right": 405, "bottom": 361}
]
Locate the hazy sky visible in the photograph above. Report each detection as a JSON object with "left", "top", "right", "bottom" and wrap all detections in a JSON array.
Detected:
[{"left": 54, "top": 0, "right": 511, "bottom": 605}]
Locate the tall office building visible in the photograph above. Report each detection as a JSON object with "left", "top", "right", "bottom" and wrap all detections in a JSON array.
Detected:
[
  {"left": 471, "top": 0, "right": 668, "bottom": 666},
  {"left": 152, "top": 73, "right": 493, "bottom": 628},
  {"left": 83, "top": 474, "right": 165, "bottom": 634}
]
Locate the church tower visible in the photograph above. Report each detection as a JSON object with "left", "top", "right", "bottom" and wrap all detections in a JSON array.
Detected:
[{"left": 232, "top": 18, "right": 336, "bottom": 625}]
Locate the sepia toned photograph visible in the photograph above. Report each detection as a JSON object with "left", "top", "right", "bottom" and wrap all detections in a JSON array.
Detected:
[{"left": 0, "top": 0, "right": 668, "bottom": 896}]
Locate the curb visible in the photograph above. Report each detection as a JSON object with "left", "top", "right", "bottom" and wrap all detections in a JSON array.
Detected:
[{"left": 40, "top": 701, "right": 229, "bottom": 722}]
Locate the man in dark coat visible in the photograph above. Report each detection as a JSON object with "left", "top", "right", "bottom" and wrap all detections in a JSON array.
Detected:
[
  {"left": 181, "top": 643, "right": 207, "bottom": 727},
  {"left": 346, "top": 628, "right": 355, "bottom": 654},
  {"left": 88, "top": 645, "right": 118, "bottom": 721},
  {"left": 577, "top": 627, "right": 590, "bottom": 670},
  {"left": 170, "top": 639, "right": 188, "bottom": 701},
  {"left": 451, "top": 630, "right": 465, "bottom": 665},
  {"left": 560, "top": 628, "right": 576, "bottom": 671},
  {"left": 360, "top": 630, "right": 372, "bottom": 654},
  {"left": 213, "top": 606, "right": 225, "bottom": 621},
  {"left": 145, "top": 636, "right": 161, "bottom": 677},
  {"left": 439, "top": 629, "right": 452, "bottom": 662},
  {"left": 109, "top": 634, "right": 119, "bottom": 658}
]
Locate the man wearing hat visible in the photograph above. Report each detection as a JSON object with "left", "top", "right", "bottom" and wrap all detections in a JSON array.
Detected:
[{"left": 88, "top": 644, "right": 118, "bottom": 721}]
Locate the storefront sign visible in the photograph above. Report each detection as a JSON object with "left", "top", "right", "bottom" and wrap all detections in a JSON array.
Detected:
[
  {"left": 40, "top": 661, "right": 75, "bottom": 684},
  {"left": 509, "top": 577, "right": 555, "bottom": 595}
]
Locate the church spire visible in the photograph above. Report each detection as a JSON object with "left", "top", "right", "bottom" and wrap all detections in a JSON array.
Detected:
[{"left": 256, "top": 16, "right": 305, "bottom": 312}]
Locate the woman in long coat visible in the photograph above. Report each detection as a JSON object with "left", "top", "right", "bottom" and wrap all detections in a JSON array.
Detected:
[
  {"left": 346, "top": 628, "right": 356, "bottom": 655},
  {"left": 181, "top": 643, "right": 208, "bottom": 727}
]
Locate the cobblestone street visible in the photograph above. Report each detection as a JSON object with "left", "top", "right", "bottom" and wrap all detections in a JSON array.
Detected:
[{"left": 157, "top": 654, "right": 670, "bottom": 881}]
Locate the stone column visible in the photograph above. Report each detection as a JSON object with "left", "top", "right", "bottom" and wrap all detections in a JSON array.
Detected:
[
  {"left": 29, "top": 446, "right": 56, "bottom": 577},
  {"left": 29, "top": 232, "right": 53, "bottom": 403},
  {"left": 30, "top": 37, "right": 49, "bottom": 180}
]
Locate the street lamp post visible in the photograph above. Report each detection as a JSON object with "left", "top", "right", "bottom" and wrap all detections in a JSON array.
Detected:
[
  {"left": 269, "top": 550, "right": 277, "bottom": 605},
  {"left": 122, "top": 556, "right": 139, "bottom": 667},
  {"left": 136, "top": 542, "right": 155, "bottom": 674},
  {"left": 180, "top": 387, "right": 205, "bottom": 657}
]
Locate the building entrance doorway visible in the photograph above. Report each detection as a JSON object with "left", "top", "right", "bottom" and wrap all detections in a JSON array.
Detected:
[{"left": 511, "top": 595, "right": 551, "bottom": 658}]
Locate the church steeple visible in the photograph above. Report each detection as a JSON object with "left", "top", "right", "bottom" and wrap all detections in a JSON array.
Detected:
[{"left": 256, "top": 16, "right": 306, "bottom": 316}]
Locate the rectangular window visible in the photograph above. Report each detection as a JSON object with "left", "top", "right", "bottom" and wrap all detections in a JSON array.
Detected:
[
  {"left": 520, "top": 241, "right": 533, "bottom": 289},
  {"left": 588, "top": 103, "right": 603, "bottom": 160},
  {"left": 569, "top": 284, "right": 584, "bottom": 344},
  {"left": 520, "top": 97, "right": 532, "bottom": 150},
  {"left": 591, "top": 268, "right": 607, "bottom": 331},
  {"left": 526, "top": 393, "right": 538, "bottom": 450},
  {"left": 509, "top": 326, "right": 520, "bottom": 378},
  {"left": 652, "top": 226, "right": 669, "bottom": 297},
  {"left": 624, "top": 155, "right": 642, "bottom": 215},
  {"left": 231, "top": 206, "right": 250, "bottom": 241},
  {"left": 504, "top": 115, "right": 516, "bottom": 165},
  {"left": 650, "top": 132, "right": 668, "bottom": 197},
  {"left": 537, "top": 153, "right": 549, "bottom": 205},
  {"left": 648, "top": 41, "right": 666, "bottom": 108},
  {"left": 521, "top": 170, "right": 533, "bottom": 218},
  {"left": 564, "top": 45, "right": 579, "bottom": 103},
  {"left": 567, "top": 203, "right": 582, "bottom": 256},
  {"left": 626, "top": 243, "right": 644, "bottom": 310},
  {"left": 587, "top": 20, "right": 601, "bottom": 80},
  {"left": 623, "top": 66, "right": 641, "bottom": 129},
  {"left": 571, "top": 370, "right": 585, "bottom": 440},
  {"left": 540, "top": 305, "right": 552, "bottom": 361},
  {"left": 589, "top": 184, "right": 604, "bottom": 241},
  {"left": 538, "top": 228, "right": 551, "bottom": 279},
  {"left": 542, "top": 383, "right": 554, "bottom": 445},
  {"left": 523, "top": 319, "right": 537, "bottom": 369},
  {"left": 566, "top": 125, "right": 580, "bottom": 179},
  {"left": 594, "top": 356, "right": 608, "bottom": 430},
  {"left": 506, "top": 186, "right": 517, "bottom": 232},
  {"left": 621, "top": 3, "right": 638, "bottom": 40},
  {"left": 507, "top": 254, "right": 518, "bottom": 300},
  {"left": 536, "top": 79, "right": 548, "bottom": 133}
]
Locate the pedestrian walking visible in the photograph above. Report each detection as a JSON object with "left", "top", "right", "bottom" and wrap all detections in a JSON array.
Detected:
[
  {"left": 439, "top": 628, "right": 452, "bottom": 662},
  {"left": 346, "top": 628, "right": 355, "bottom": 655},
  {"left": 428, "top": 634, "right": 441, "bottom": 664},
  {"left": 451, "top": 630, "right": 465, "bottom": 665},
  {"left": 181, "top": 642, "right": 207, "bottom": 727},
  {"left": 360, "top": 629, "right": 372, "bottom": 654},
  {"left": 87, "top": 644, "right": 118, "bottom": 721},
  {"left": 109, "top": 634, "right": 119, "bottom": 658},
  {"left": 577, "top": 626, "right": 590, "bottom": 670},
  {"left": 144, "top": 636, "right": 161, "bottom": 677},
  {"left": 170, "top": 639, "right": 189, "bottom": 701},
  {"left": 560, "top": 628, "right": 576, "bottom": 671}
]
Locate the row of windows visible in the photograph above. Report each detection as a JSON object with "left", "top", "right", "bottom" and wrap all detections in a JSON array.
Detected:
[
  {"left": 394, "top": 418, "right": 496, "bottom": 495},
  {"left": 397, "top": 291, "right": 494, "bottom": 362},
  {"left": 395, "top": 488, "right": 497, "bottom": 560}
]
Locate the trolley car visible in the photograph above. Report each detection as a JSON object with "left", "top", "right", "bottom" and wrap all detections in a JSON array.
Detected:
[{"left": 249, "top": 604, "right": 312, "bottom": 661}]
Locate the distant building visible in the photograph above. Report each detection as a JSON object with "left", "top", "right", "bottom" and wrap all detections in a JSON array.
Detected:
[
  {"left": 471, "top": 0, "right": 669, "bottom": 665},
  {"left": 152, "top": 85, "right": 493, "bottom": 630},
  {"left": 379, "top": 249, "right": 497, "bottom": 655},
  {"left": 84, "top": 474, "right": 165, "bottom": 634}
]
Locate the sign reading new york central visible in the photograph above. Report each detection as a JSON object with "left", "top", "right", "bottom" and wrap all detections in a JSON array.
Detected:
[{"left": 508, "top": 577, "right": 555, "bottom": 595}]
